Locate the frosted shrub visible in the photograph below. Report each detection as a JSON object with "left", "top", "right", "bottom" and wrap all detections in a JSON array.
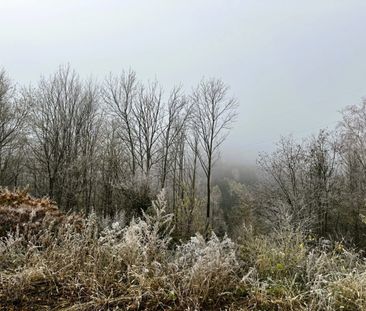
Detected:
[
  {"left": 92, "top": 190, "right": 175, "bottom": 308},
  {"left": 0, "top": 228, "right": 26, "bottom": 269},
  {"left": 305, "top": 247, "right": 366, "bottom": 310},
  {"left": 328, "top": 271, "right": 366, "bottom": 310},
  {"left": 174, "top": 232, "right": 239, "bottom": 308},
  {"left": 100, "top": 190, "right": 173, "bottom": 265},
  {"left": 100, "top": 209, "right": 126, "bottom": 230}
]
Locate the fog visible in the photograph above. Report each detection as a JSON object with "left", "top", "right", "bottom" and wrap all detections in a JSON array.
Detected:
[
  {"left": 2, "top": 0, "right": 366, "bottom": 163},
  {"left": 4, "top": 3, "right": 366, "bottom": 308}
]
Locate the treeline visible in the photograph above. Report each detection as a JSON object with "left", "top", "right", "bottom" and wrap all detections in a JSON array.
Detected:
[
  {"left": 255, "top": 104, "right": 366, "bottom": 246},
  {"left": 2, "top": 65, "right": 366, "bottom": 245},
  {"left": 0, "top": 65, "right": 237, "bottom": 236}
]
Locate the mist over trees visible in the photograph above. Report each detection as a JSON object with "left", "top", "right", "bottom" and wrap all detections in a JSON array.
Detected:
[
  {"left": 0, "top": 65, "right": 239, "bottom": 237},
  {"left": 4, "top": 65, "right": 366, "bottom": 310},
  {"left": 257, "top": 119, "right": 366, "bottom": 246},
  {"left": 2, "top": 65, "right": 366, "bottom": 245}
]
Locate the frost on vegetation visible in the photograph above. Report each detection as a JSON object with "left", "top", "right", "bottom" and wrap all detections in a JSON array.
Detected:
[
  {"left": 176, "top": 232, "right": 238, "bottom": 276},
  {"left": 2, "top": 189, "right": 366, "bottom": 310},
  {"left": 99, "top": 189, "right": 174, "bottom": 265},
  {"left": 174, "top": 232, "right": 239, "bottom": 306}
]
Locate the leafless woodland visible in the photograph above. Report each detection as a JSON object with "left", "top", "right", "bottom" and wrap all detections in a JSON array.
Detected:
[{"left": 2, "top": 66, "right": 366, "bottom": 310}]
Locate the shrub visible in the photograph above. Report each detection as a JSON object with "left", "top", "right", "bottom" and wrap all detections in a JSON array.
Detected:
[{"left": 0, "top": 188, "right": 83, "bottom": 239}]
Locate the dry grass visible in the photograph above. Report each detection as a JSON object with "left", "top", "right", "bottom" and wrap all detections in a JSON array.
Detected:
[
  {"left": 1, "top": 189, "right": 366, "bottom": 310},
  {"left": 0, "top": 188, "right": 83, "bottom": 239}
]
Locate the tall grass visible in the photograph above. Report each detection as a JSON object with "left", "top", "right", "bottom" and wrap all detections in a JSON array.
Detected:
[{"left": 1, "top": 190, "right": 366, "bottom": 310}]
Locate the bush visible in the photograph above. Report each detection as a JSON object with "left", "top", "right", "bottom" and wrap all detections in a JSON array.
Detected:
[{"left": 0, "top": 188, "right": 83, "bottom": 239}]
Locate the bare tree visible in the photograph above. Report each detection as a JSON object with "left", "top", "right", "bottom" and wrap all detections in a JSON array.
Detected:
[
  {"left": 98, "top": 120, "right": 129, "bottom": 217},
  {"left": 338, "top": 101, "right": 366, "bottom": 244},
  {"left": 258, "top": 131, "right": 341, "bottom": 236},
  {"left": 258, "top": 136, "right": 308, "bottom": 217},
  {"left": 159, "top": 87, "right": 190, "bottom": 189},
  {"left": 306, "top": 130, "right": 339, "bottom": 235},
  {"left": 133, "top": 81, "right": 164, "bottom": 178},
  {"left": 0, "top": 69, "right": 28, "bottom": 187},
  {"left": 102, "top": 70, "right": 138, "bottom": 176},
  {"left": 192, "top": 78, "right": 238, "bottom": 232},
  {"left": 27, "top": 65, "right": 101, "bottom": 212}
]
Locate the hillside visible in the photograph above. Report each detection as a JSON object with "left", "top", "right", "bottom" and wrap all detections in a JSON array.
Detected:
[{"left": 0, "top": 189, "right": 365, "bottom": 310}]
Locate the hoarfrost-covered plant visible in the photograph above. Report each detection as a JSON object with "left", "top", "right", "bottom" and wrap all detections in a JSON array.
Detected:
[
  {"left": 0, "top": 228, "right": 25, "bottom": 269},
  {"left": 99, "top": 189, "right": 174, "bottom": 268},
  {"left": 174, "top": 232, "right": 239, "bottom": 307},
  {"left": 5, "top": 188, "right": 366, "bottom": 310}
]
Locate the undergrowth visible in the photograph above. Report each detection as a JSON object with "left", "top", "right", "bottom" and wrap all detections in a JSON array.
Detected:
[{"left": 0, "top": 189, "right": 366, "bottom": 310}]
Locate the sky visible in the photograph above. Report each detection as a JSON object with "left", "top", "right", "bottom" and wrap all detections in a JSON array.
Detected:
[{"left": 1, "top": 0, "right": 366, "bottom": 163}]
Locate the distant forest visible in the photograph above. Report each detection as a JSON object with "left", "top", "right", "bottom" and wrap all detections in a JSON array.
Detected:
[{"left": 1, "top": 65, "right": 366, "bottom": 245}]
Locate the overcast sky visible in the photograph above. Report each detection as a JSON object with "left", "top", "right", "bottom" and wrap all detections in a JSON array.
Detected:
[{"left": 1, "top": 0, "right": 366, "bottom": 163}]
